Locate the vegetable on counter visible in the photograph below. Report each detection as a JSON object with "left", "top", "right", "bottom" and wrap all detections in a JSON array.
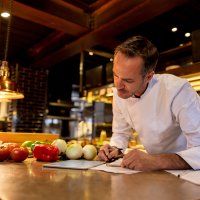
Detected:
[
  {"left": 0, "top": 146, "right": 10, "bottom": 161},
  {"left": 82, "top": 144, "right": 97, "bottom": 160},
  {"left": 30, "top": 141, "right": 49, "bottom": 151},
  {"left": 1, "top": 139, "right": 98, "bottom": 162},
  {"left": 10, "top": 147, "right": 29, "bottom": 162},
  {"left": 66, "top": 143, "right": 83, "bottom": 160},
  {"left": 0, "top": 143, "right": 29, "bottom": 162},
  {"left": 33, "top": 144, "right": 59, "bottom": 162},
  {"left": 21, "top": 140, "right": 51, "bottom": 156},
  {"left": 21, "top": 140, "right": 34, "bottom": 148},
  {"left": 5, "top": 143, "right": 20, "bottom": 153},
  {"left": 51, "top": 139, "right": 67, "bottom": 154}
]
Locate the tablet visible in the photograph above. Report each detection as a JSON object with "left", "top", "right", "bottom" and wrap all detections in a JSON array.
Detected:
[{"left": 43, "top": 160, "right": 105, "bottom": 170}]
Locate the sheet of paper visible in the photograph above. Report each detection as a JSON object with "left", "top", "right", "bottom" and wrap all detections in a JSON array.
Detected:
[
  {"left": 165, "top": 169, "right": 190, "bottom": 176},
  {"left": 180, "top": 171, "right": 200, "bottom": 185},
  {"left": 91, "top": 163, "right": 140, "bottom": 174},
  {"left": 91, "top": 159, "right": 200, "bottom": 182},
  {"left": 106, "top": 158, "right": 122, "bottom": 167},
  {"left": 166, "top": 170, "right": 200, "bottom": 185},
  {"left": 91, "top": 159, "right": 140, "bottom": 174}
]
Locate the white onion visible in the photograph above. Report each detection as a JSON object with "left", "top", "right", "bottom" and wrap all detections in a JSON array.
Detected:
[
  {"left": 51, "top": 139, "right": 67, "bottom": 154},
  {"left": 66, "top": 143, "right": 83, "bottom": 160},
  {"left": 82, "top": 144, "right": 97, "bottom": 160}
]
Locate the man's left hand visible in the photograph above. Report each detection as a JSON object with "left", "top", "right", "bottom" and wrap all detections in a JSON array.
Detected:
[
  {"left": 121, "top": 149, "right": 157, "bottom": 171},
  {"left": 121, "top": 149, "right": 191, "bottom": 171}
]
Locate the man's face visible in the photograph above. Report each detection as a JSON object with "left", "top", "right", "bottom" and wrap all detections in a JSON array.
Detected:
[{"left": 113, "top": 52, "right": 153, "bottom": 99}]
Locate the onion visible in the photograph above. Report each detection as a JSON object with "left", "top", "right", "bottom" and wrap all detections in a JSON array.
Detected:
[
  {"left": 51, "top": 139, "right": 67, "bottom": 154},
  {"left": 66, "top": 143, "right": 83, "bottom": 160},
  {"left": 82, "top": 144, "right": 97, "bottom": 160}
]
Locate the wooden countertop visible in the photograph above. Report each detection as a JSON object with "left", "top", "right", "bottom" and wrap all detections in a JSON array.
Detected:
[{"left": 0, "top": 158, "right": 200, "bottom": 200}]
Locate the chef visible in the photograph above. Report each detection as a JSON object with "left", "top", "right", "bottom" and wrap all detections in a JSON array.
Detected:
[{"left": 97, "top": 35, "right": 200, "bottom": 171}]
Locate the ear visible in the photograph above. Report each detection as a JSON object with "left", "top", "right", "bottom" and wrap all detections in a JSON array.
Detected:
[{"left": 145, "top": 71, "right": 154, "bottom": 82}]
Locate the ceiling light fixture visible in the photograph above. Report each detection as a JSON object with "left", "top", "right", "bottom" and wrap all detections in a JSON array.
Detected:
[
  {"left": 185, "top": 32, "right": 191, "bottom": 37},
  {"left": 171, "top": 27, "right": 178, "bottom": 32},
  {"left": 89, "top": 51, "right": 94, "bottom": 56},
  {"left": 0, "top": 97, "right": 11, "bottom": 102},
  {"left": 1, "top": 11, "right": 10, "bottom": 18},
  {"left": 0, "top": 0, "right": 24, "bottom": 100}
]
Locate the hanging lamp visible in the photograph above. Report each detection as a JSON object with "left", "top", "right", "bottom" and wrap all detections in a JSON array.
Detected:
[{"left": 0, "top": 0, "right": 24, "bottom": 100}]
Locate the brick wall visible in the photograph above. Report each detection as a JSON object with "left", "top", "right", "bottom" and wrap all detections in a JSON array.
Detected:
[{"left": 7, "top": 65, "right": 48, "bottom": 133}]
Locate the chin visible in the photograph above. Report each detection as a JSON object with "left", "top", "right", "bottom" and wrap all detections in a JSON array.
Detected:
[{"left": 117, "top": 91, "right": 131, "bottom": 99}]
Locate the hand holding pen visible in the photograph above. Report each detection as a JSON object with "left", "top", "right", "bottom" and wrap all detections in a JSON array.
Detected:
[{"left": 97, "top": 144, "right": 123, "bottom": 162}]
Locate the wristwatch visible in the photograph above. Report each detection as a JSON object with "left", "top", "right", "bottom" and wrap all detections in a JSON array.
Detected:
[{"left": 112, "top": 146, "right": 123, "bottom": 155}]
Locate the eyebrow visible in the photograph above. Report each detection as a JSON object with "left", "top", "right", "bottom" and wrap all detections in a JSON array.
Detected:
[{"left": 113, "top": 71, "right": 134, "bottom": 82}]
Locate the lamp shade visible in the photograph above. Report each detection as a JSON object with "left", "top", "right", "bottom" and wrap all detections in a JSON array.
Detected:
[{"left": 0, "top": 61, "right": 24, "bottom": 100}]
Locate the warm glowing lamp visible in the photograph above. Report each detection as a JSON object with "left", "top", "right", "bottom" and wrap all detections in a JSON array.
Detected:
[
  {"left": 0, "top": 61, "right": 24, "bottom": 99},
  {"left": 0, "top": 0, "right": 24, "bottom": 100}
]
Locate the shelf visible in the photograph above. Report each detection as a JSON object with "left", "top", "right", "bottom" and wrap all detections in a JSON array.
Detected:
[
  {"left": 46, "top": 115, "right": 78, "bottom": 121},
  {"left": 49, "top": 102, "right": 78, "bottom": 108}
]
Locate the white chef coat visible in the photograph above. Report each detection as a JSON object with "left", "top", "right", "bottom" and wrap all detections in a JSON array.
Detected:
[{"left": 110, "top": 73, "right": 200, "bottom": 169}]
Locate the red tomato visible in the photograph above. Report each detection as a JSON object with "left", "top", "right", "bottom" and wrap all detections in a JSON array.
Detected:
[
  {"left": 5, "top": 143, "right": 20, "bottom": 153},
  {"left": 0, "top": 146, "right": 10, "bottom": 161},
  {"left": 10, "top": 147, "right": 29, "bottom": 162}
]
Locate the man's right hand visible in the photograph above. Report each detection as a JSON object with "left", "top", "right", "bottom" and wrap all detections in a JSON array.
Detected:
[{"left": 97, "top": 144, "right": 122, "bottom": 162}]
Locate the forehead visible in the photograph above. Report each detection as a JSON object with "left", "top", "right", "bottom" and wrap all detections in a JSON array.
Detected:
[{"left": 113, "top": 52, "right": 144, "bottom": 77}]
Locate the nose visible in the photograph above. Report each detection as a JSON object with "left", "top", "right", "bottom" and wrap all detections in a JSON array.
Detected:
[{"left": 115, "top": 77, "right": 125, "bottom": 89}]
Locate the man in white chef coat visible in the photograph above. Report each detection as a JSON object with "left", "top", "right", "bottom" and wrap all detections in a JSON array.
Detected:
[{"left": 97, "top": 35, "right": 200, "bottom": 171}]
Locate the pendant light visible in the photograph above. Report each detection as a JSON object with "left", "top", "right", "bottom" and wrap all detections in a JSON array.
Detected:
[{"left": 0, "top": 0, "right": 24, "bottom": 100}]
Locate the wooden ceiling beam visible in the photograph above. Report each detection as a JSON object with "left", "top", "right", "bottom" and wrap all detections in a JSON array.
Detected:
[
  {"left": 27, "top": 31, "right": 67, "bottom": 58},
  {"left": 94, "top": 0, "right": 189, "bottom": 37},
  {"left": 23, "top": 0, "right": 120, "bottom": 62},
  {"left": 159, "top": 42, "right": 192, "bottom": 60},
  {"left": 46, "top": 0, "right": 90, "bottom": 27},
  {"left": 92, "top": 0, "right": 143, "bottom": 28},
  {"left": 31, "top": 0, "right": 189, "bottom": 68},
  {"left": 25, "top": 0, "right": 92, "bottom": 60},
  {"left": 88, "top": 0, "right": 111, "bottom": 13},
  {"left": 2, "top": 0, "right": 89, "bottom": 36},
  {"left": 98, "top": 38, "right": 121, "bottom": 50},
  {"left": 49, "top": 0, "right": 85, "bottom": 13},
  {"left": 28, "top": 32, "right": 119, "bottom": 60},
  {"left": 62, "top": 0, "right": 91, "bottom": 12}
]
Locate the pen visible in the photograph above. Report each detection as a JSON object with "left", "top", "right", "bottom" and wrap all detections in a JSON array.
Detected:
[
  {"left": 106, "top": 153, "right": 124, "bottom": 163},
  {"left": 177, "top": 170, "right": 190, "bottom": 178}
]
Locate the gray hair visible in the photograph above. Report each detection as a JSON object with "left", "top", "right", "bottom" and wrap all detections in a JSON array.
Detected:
[{"left": 114, "top": 36, "right": 159, "bottom": 75}]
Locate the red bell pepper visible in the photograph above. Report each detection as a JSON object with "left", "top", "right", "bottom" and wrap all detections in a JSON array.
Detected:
[{"left": 33, "top": 144, "right": 59, "bottom": 162}]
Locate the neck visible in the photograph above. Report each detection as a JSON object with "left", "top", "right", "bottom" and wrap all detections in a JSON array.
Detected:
[{"left": 133, "top": 83, "right": 149, "bottom": 98}]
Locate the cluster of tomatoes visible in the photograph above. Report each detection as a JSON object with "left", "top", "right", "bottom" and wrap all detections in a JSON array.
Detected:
[{"left": 0, "top": 143, "right": 29, "bottom": 162}]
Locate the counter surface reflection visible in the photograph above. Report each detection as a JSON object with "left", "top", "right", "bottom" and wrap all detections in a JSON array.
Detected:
[{"left": 0, "top": 158, "right": 200, "bottom": 200}]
